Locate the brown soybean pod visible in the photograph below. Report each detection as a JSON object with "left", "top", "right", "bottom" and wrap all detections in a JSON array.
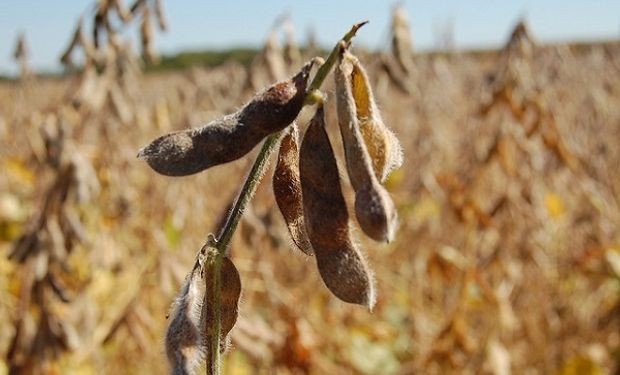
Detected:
[
  {"left": 201, "top": 256, "right": 242, "bottom": 349},
  {"left": 299, "top": 105, "right": 375, "bottom": 308},
  {"left": 138, "top": 59, "right": 317, "bottom": 176},
  {"left": 273, "top": 123, "right": 313, "bottom": 255},
  {"left": 336, "top": 47, "right": 399, "bottom": 243}
]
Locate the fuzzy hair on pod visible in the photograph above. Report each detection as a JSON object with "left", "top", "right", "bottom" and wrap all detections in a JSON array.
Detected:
[
  {"left": 335, "top": 46, "right": 399, "bottom": 243},
  {"left": 138, "top": 59, "right": 318, "bottom": 176},
  {"left": 165, "top": 267, "right": 205, "bottom": 375},
  {"left": 299, "top": 105, "right": 375, "bottom": 309},
  {"left": 273, "top": 122, "right": 314, "bottom": 255},
  {"left": 165, "top": 254, "right": 241, "bottom": 375},
  {"left": 348, "top": 52, "right": 403, "bottom": 182}
]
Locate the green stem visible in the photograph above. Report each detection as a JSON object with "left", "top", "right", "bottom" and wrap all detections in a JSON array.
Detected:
[
  {"left": 303, "top": 20, "right": 368, "bottom": 105},
  {"left": 203, "top": 20, "right": 368, "bottom": 375}
]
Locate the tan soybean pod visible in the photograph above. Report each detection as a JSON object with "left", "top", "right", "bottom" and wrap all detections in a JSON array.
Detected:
[
  {"left": 336, "top": 46, "right": 399, "bottom": 243},
  {"left": 299, "top": 105, "right": 375, "bottom": 308},
  {"left": 138, "top": 59, "right": 318, "bottom": 176},
  {"left": 165, "top": 266, "right": 205, "bottom": 375},
  {"left": 349, "top": 54, "right": 403, "bottom": 182},
  {"left": 272, "top": 123, "right": 314, "bottom": 255}
]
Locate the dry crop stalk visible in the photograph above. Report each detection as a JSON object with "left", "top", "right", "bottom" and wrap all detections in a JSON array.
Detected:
[
  {"left": 479, "top": 21, "right": 579, "bottom": 172},
  {"left": 283, "top": 18, "right": 302, "bottom": 72},
  {"left": 154, "top": 0, "right": 169, "bottom": 31},
  {"left": 391, "top": 5, "right": 415, "bottom": 75},
  {"left": 248, "top": 27, "right": 287, "bottom": 90},
  {"left": 13, "top": 32, "right": 31, "bottom": 79},
  {"left": 111, "top": 0, "right": 132, "bottom": 23},
  {"left": 7, "top": 116, "right": 95, "bottom": 374},
  {"left": 140, "top": 4, "right": 159, "bottom": 64}
]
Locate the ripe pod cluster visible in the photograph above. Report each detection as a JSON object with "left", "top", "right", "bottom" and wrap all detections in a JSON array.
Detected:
[
  {"left": 270, "top": 47, "right": 401, "bottom": 307},
  {"left": 148, "top": 49, "right": 402, "bottom": 374}
]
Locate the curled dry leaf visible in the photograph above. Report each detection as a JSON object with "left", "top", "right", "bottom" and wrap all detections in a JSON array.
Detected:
[
  {"left": 300, "top": 105, "right": 375, "bottom": 308},
  {"left": 273, "top": 123, "right": 313, "bottom": 255},
  {"left": 336, "top": 46, "right": 399, "bottom": 243},
  {"left": 138, "top": 59, "right": 318, "bottom": 176},
  {"left": 201, "top": 256, "right": 242, "bottom": 353},
  {"left": 165, "top": 266, "right": 205, "bottom": 375}
]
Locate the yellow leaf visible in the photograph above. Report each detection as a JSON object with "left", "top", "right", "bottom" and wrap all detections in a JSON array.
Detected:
[
  {"left": 412, "top": 195, "right": 441, "bottom": 222},
  {"left": 555, "top": 356, "right": 604, "bottom": 375},
  {"left": 383, "top": 166, "right": 404, "bottom": 190},
  {"left": 224, "top": 351, "right": 254, "bottom": 375},
  {"left": 348, "top": 332, "right": 399, "bottom": 375},
  {"left": 4, "top": 158, "right": 35, "bottom": 187},
  {"left": 0, "top": 221, "right": 23, "bottom": 242},
  {"left": 164, "top": 215, "right": 182, "bottom": 249},
  {"left": 545, "top": 192, "right": 565, "bottom": 218}
]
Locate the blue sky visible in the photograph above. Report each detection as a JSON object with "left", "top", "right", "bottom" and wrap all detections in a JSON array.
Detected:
[{"left": 1, "top": 0, "right": 619, "bottom": 75}]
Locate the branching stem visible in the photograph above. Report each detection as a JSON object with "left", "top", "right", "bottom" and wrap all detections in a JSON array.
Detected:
[{"left": 202, "top": 20, "right": 368, "bottom": 375}]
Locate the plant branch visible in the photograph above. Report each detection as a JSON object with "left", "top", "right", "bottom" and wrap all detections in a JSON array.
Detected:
[{"left": 202, "top": 20, "right": 368, "bottom": 375}]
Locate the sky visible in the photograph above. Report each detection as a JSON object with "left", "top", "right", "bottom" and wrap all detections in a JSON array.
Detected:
[{"left": 1, "top": 0, "right": 619, "bottom": 76}]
